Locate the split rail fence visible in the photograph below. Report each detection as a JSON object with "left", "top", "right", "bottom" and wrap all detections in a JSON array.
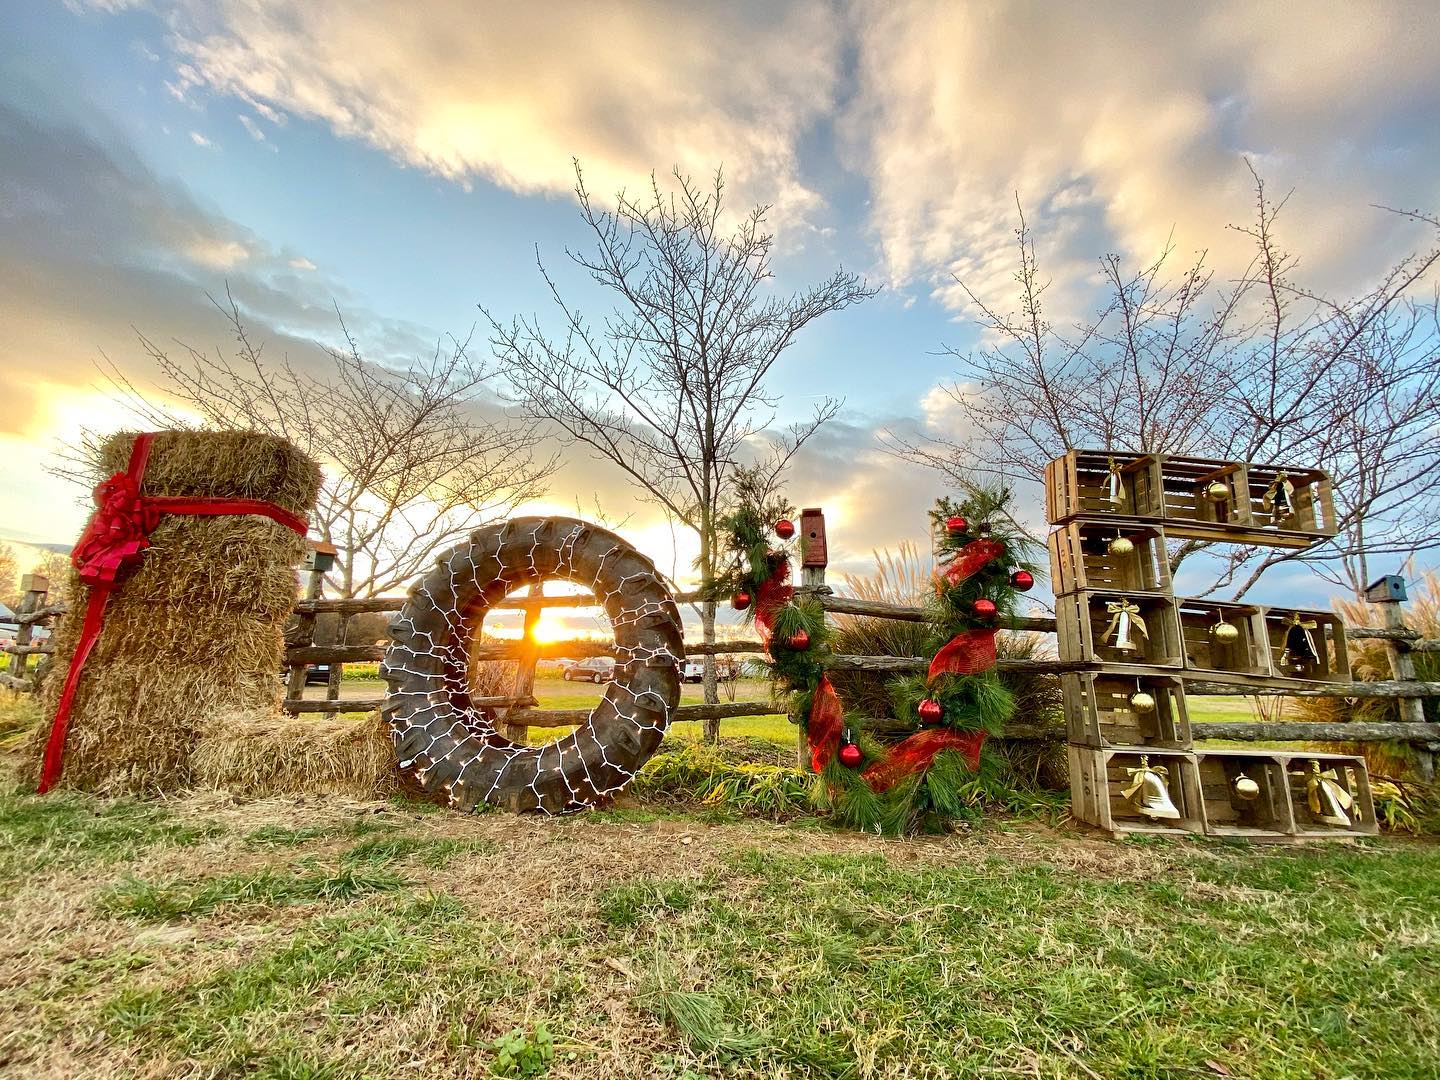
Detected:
[{"left": 5, "top": 565, "right": 1439, "bottom": 777}]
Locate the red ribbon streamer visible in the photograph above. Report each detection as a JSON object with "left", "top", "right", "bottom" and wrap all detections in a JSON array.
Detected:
[
  {"left": 939, "top": 538, "right": 1004, "bottom": 591},
  {"left": 805, "top": 674, "right": 845, "bottom": 773},
  {"left": 37, "top": 433, "right": 309, "bottom": 793},
  {"left": 927, "top": 628, "right": 998, "bottom": 683},
  {"left": 861, "top": 727, "right": 987, "bottom": 793},
  {"left": 752, "top": 555, "right": 794, "bottom": 648}
]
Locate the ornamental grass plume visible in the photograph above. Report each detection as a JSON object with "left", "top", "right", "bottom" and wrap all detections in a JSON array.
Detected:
[{"left": 1296, "top": 570, "right": 1440, "bottom": 779}]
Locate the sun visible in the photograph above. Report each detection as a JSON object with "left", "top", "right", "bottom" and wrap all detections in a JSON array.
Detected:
[{"left": 527, "top": 608, "right": 574, "bottom": 645}]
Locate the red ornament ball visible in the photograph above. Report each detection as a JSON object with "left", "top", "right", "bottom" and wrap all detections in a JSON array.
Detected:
[
  {"left": 972, "top": 598, "right": 998, "bottom": 621},
  {"left": 1010, "top": 569, "right": 1035, "bottom": 592},
  {"left": 775, "top": 518, "right": 796, "bottom": 540},
  {"left": 918, "top": 698, "right": 943, "bottom": 725},
  {"left": 838, "top": 742, "right": 863, "bottom": 768},
  {"left": 945, "top": 515, "right": 968, "bottom": 533},
  {"left": 785, "top": 629, "right": 811, "bottom": 651},
  {"left": 731, "top": 590, "right": 752, "bottom": 611}
]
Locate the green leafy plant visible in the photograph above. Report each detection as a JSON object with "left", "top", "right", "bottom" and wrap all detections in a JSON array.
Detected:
[{"left": 489, "top": 1025, "right": 553, "bottom": 1078}]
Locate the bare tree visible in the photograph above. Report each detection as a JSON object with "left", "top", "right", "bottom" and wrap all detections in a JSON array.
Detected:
[
  {"left": 884, "top": 171, "right": 1440, "bottom": 599},
  {"left": 91, "top": 290, "right": 557, "bottom": 599},
  {"left": 0, "top": 543, "right": 18, "bottom": 611},
  {"left": 488, "top": 164, "right": 876, "bottom": 734}
]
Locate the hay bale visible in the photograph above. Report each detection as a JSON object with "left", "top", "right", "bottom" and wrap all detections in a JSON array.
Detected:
[
  {"left": 192, "top": 712, "right": 403, "bottom": 799},
  {"left": 22, "top": 430, "right": 321, "bottom": 794}
]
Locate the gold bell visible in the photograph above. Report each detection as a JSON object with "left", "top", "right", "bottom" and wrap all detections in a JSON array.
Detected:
[
  {"left": 1129, "top": 691, "right": 1156, "bottom": 714},
  {"left": 1211, "top": 617, "right": 1240, "bottom": 644},
  {"left": 1102, "top": 598, "right": 1147, "bottom": 654},
  {"left": 1232, "top": 773, "right": 1261, "bottom": 801},
  {"left": 1108, "top": 533, "right": 1135, "bottom": 557},
  {"left": 1123, "top": 756, "right": 1181, "bottom": 821},
  {"left": 1204, "top": 480, "right": 1229, "bottom": 503},
  {"left": 1306, "top": 760, "right": 1354, "bottom": 826}
]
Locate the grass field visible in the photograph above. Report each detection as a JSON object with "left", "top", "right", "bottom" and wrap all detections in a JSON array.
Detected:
[
  {"left": 326, "top": 670, "right": 1264, "bottom": 743},
  {"left": 2, "top": 783, "right": 1439, "bottom": 1079}
]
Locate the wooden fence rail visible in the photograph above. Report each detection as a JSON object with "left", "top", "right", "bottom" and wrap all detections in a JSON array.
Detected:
[{"left": 5, "top": 572, "right": 1437, "bottom": 763}]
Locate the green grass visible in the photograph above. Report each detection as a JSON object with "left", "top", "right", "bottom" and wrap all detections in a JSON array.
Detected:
[
  {"left": 0, "top": 786, "right": 223, "bottom": 881},
  {"left": 98, "top": 865, "right": 410, "bottom": 920},
  {"left": 5, "top": 785, "right": 1440, "bottom": 1077}
]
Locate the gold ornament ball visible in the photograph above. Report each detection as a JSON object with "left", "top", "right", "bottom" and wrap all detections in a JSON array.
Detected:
[
  {"left": 1205, "top": 480, "right": 1229, "bottom": 502},
  {"left": 1233, "top": 773, "right": 1261, "bottom": 801},
  {"left": 1108, "top": 536, "right": 1135, "bottom": 557},
  {"left": 1213, "top": 621, "right": 1241, "bottom": 643},
  {"left": 1130, "top": 691, "right": 1156, "bottom": 713}
]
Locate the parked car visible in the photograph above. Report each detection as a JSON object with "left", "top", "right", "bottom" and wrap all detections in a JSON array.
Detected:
[
  {"left": 562, "top": 657, "right": 615, "bottom": 683},
  {"left": 682, "top": 658, "right": 740, "bottom": 682},
  {"left": 279, "top": 663, "right": 333, "bottom": 686}
]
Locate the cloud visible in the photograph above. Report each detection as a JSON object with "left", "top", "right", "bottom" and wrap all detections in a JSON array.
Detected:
[
  {"left": 845, "top": 0, "right": 1440, "bottom": 314},
  {"left": 187, "top": 129, "right": 212, "bottom": 147},
  {"left": 237, "top": 113, "right": 266, "bottom": 142},
  {"left": 151, "top": 0, "right": 844, "bottom": 226}
]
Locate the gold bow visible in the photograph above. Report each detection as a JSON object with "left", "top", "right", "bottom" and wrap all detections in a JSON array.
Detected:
[{"left": 1102, "top": 598, "right": 1148, "bottom": 644}]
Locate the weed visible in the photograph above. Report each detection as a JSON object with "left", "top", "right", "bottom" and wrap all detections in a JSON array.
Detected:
[{"left": 489, "top": 1025, "right": 554, "bottom": 1078}]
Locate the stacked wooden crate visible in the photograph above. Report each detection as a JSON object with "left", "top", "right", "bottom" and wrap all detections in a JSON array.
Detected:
[{"left": 1047, "top": 449, "right": 1374, "bottom": 841}]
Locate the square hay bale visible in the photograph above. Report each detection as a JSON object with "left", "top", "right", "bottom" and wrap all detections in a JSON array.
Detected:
[{"left": 22, "top": 430, "right": 321, "bottom": 794}]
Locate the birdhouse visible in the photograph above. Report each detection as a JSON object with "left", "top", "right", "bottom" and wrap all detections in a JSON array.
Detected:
[
  {"left": 799, "top": 508, "right": 827, "bottom": 568},
  {"left": 304, "top": 540, "right": 338, "bottom": 574},
  {"left": 1364, "top": 575, "right": 1408, "bottom": 603}
]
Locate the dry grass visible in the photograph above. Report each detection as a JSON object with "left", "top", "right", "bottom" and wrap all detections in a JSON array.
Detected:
[
  {"left": 2, "top": 783, "right": 1439, "bottom": 1079},
  {"left": 191, "top": 712, "right": 402, "bottom": 800},
  {"left": 18, "top": 431, "right": 320, "bottom": 796}
]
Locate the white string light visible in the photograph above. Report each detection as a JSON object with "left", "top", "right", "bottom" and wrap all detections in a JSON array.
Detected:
[{"left": 382, "top": 517, "right": 685, "bottom": 813}]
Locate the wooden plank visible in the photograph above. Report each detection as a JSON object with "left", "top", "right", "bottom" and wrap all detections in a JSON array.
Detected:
[
  {"left": 14, "top": 604, "right": 66, "bottom": 626},
  {"left": 505, "top": 700, "right": 779, "bottom": 728},
  {"left": 1193, "top": 720, "right": 1440, "bottom": 742},
  {"left": 827, "top": 654, "right": 1096, "bottom": 674},
  {"left": 1185, "top": 679, "right": 1440, "bottom": 698}
]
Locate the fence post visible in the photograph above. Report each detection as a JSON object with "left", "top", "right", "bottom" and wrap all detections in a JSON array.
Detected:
[
  {"left": 1371, "top": 588, "right": 1432, "bottom": 781},
  {"left": 502, "top": 581, "right": 543, "bottom": 744},
  {"left": 5, "top": 574, "right": 49, "bottom": 691},
  {"left": 284, "top": 564, "right": 324, "bottom": 713},
  {"left": 797, "top": 508, "right": 829, "bottom": 769}
]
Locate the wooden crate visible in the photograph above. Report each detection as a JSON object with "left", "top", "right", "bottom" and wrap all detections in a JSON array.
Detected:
[
  {"left": 1063, "top": 672, "right": 1190, "bottom": 749},
  {"left": 1176, "top": 599, "right": 1271, "bottom": 681},
  {"left": 1056, "top": 589, "right": 1184, "bottom": 672},
  {"left": 1280, "top": 753, "right": 1377, "bottom": 838},
  {"left": 1045, "top": 450, "right": 1163, "bottom": 525},
  {"left": 1147, "top": 455, "right": 1251, "bottom": 528},
  {"left": 1048, "top": 521, "right": 1170, "bottom": 597},
  {"left": 1240, "top": 464, "right": 1337, "bottom": 539},
  {"left": 1195, "top": 749, "right": 1294, "bottom": 839},
  {"left": 1069, "top": 746, "right": 1206, "bottom": 837},
  {"left": 1258, "top": 607, "right": 1350, "bottom": 683}
]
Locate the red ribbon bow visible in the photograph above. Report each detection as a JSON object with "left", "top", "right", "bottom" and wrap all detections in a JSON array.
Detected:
[
  {"left": 37, "top": 433, "right": 309, "bottom": 793},
  {"left": 72, "top": 471, "right": 164, "bottom": 588}
]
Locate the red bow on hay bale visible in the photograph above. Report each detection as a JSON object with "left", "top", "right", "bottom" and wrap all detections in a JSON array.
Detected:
[{"left": 37, "top": 432, "right": 314, "bottom": 794}]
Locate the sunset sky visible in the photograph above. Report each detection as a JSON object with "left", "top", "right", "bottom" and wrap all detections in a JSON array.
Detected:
[{"left": 4, "top": 1, "right": 1439, "bottom": 621}]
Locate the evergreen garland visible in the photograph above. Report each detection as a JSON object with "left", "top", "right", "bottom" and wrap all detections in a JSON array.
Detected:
[{"left": 715, "top": 483, "right": 1042, "bottom": 835}]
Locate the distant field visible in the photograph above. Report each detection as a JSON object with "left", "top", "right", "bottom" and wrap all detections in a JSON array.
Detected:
[{"left": 325, "top": 667, "right": 1269, "bottom": 742}]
